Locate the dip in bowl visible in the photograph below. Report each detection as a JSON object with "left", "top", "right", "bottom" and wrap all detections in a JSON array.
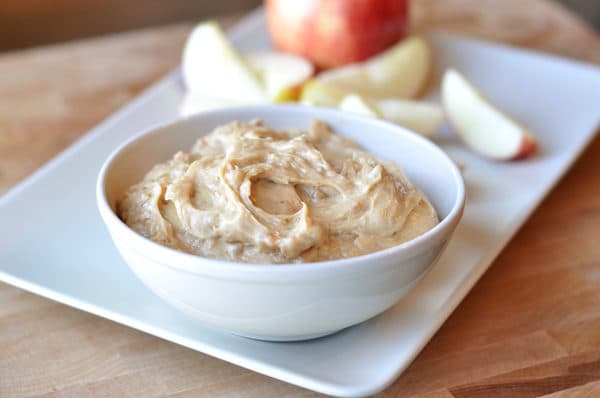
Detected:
[{"left": 97, "top": 105, "right": 465, "bottom": 341}]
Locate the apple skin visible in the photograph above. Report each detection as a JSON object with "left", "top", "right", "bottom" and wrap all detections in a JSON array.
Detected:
[
  {"left": 513, "top": 136, "right": 538, "bottom": 160},
  {"left": 266, "top": 0, "right": 409, "bottom": 69}
]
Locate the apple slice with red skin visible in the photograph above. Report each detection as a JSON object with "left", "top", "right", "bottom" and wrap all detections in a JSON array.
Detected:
[{"left": 442, "top": 69, "right": 537, "bottom": 160}]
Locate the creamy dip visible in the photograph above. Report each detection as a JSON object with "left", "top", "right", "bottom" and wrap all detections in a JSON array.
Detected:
[{"left": 118, "top": 120, "right": 438, "bottom": 263}]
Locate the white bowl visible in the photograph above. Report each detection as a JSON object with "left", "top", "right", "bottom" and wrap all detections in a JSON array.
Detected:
[{"left": 97, "top": 105, "right": 465, "bottom": 341}]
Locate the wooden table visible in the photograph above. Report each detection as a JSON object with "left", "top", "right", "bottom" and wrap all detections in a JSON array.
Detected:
[{"left": 1, "top": 1, "right": 600, "bottom": 396}]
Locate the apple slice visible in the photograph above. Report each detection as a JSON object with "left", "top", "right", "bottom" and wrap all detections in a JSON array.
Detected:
[
  {"left": 338, "top": 94, "right": 443, "bottom": 137},
  {"left": 245, "top": 52, "right": 314, "bottom": 103},
  {"left": 182, "top": 21, "right": 265, "bottom": 102},
  {"left": 442, "top": 69, "right": 537, "bottom": 160},
  {"left": 374, "top": 99, "right": 444, "bottom": 137},
  {"left": 182, "top": 22, "right": 314, "bottom": 104},
  {"left": 180, "top": 51, "right": 314, "bottom": 115},
  {"left": 316, "top": 36, "right": 432, "bottom": 99},
  {"left": 338, "top": 94, "right": 381, "bottom": 117},
  {"left": 299, "top": 80, "right": 347, "bottom": 106}
]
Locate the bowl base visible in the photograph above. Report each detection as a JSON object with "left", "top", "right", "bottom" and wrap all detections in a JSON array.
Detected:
[{"left": 231, "top": 329, "right": 342, "bottom": 342}]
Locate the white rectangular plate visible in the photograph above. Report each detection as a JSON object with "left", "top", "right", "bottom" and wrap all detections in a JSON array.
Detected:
[{"left": 1, "top": 10, "right": 600, "bottom": 398}]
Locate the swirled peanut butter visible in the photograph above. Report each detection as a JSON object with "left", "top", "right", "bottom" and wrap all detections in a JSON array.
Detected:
[{"left": 118, "top": 120, "right": 438, "bottom": 263}]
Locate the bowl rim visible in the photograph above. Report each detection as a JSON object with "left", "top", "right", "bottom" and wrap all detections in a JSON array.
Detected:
[{"left": 97, "top": 105, "right": 465, "bottom": 277}]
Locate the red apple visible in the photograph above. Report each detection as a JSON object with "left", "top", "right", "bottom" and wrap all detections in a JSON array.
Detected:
[{"left": 266, "top": 0, "right": 409, "bottom": 69}]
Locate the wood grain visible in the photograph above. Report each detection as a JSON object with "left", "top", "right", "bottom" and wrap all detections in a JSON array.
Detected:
[
  {"left": 0, "top": 0, "right": 260, "bottom": 51},
  {"left": 1, "top": 1, "right": 600, "bottom": 397}
]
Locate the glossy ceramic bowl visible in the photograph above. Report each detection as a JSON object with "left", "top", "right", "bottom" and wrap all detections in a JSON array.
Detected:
[{"left": 97, "top": 105, "right": 465, "bottom": 341}]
